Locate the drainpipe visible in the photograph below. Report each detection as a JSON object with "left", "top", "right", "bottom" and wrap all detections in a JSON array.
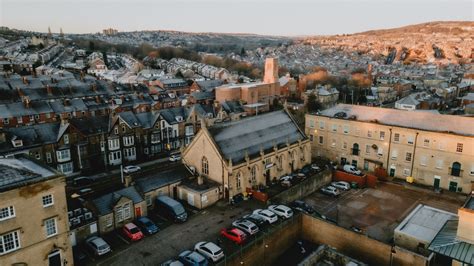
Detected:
[
  {"left": 386, "top": 128, "right": 393, "bottom": 170},
  {"left": 410, "top": 132, "right": 419, "bottom": 177}
]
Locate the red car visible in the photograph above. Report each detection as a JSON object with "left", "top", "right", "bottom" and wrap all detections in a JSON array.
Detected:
[
  {"left": 220, "top": 227, "right": 247, "bottom": 245},
  {"left": 122, "top": 223, "right": 144, "bottom": 241}
]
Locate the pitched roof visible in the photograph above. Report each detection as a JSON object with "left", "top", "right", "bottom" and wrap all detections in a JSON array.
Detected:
[
  {"left": 135, "top": 166, "right": 190, "bottom": 193},
  {"left": 319, "top": 104, "right": 474, "bottom": 137},
  {"left": 428, "top": 219, "right": 474, "bottom": 264},
  {"left": 208, "top": 110, "right": 307, "bottom": 164},
  {"left": 91, "top": 186, "right": 143, "bottom": 216}
]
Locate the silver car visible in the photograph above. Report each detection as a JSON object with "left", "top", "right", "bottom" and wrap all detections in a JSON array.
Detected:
[
  {"left": 232, "top": 219, "right": 259, "bottom": 235},
  {"left": 86, "top": 236, "right": 111, "bottom": 256},
  {"left": 194, "top": 241, "right": 224, "bottom": 262}
]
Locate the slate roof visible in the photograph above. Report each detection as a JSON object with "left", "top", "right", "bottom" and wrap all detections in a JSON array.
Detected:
[
  {"left": 221, "top": 101, "right": 244, "bottom": 114},
  {"left": 191, "top": 91, "right": 214, "bottom": 101},
  {"left": 428, "top": 219, "right": 474, "bottom": 264},
  {"left": 91, "top": 186, "right": 143, "bottom": 216},
  {"left": 320, "top": 104, "right": 474, "bottom": 137},
  {"left": 160, "top": 107, "right": 189, "bottom": 125},
  {"left": 69, "top": 116, "right": 109, "bottom": 135},
  {"left": 0, "top": 123, "right": 61, "bottom": 154},
  {"left": 135, "top": 166, "right": 191, "bottom": 193},
  {"left": 0, "top": 156, "right": 57, "bottom": 192},
  {"left": 196, "top": 80, "right": 223, "bottom": 92},
  {"left": 208, "top": 110, "right": 306, "bottom": 164}
]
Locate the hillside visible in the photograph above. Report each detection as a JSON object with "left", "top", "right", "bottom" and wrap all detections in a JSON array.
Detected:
[{"left": 301, "top": 21, "right": 473, "bottom": 64}]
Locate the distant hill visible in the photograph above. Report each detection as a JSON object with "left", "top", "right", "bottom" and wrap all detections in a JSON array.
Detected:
[{"left": 301, "top": 21, "right": 473, "bottom": 64}]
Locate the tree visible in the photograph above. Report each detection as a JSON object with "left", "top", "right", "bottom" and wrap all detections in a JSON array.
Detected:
[
  {"left": 306, "top": 93, "right": 321, "bottom": 113},
  {"left": 240, "top": 47, "right": 246, "bottom": 56},
  {"left": 271, "top": 98, "right": 283, "bottom": 111},
  {"left": 102, "top": 52, "right": 108, "bottom": 66},
  {"left": 88, "top": 41, "right": 95, "bottom": 51}
]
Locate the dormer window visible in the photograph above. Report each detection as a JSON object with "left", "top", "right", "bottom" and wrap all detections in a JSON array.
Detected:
[{"left": 176, "top": 116, "right": 183, "bottom": 122}]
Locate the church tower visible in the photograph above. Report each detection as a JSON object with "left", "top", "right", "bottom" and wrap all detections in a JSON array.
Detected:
[{"left": 263, "top": 57, "right": 279, "bottom": 84}]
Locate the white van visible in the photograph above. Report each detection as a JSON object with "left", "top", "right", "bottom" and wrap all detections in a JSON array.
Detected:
[{"left": 343, "top": 164, "right": 362, "bottom": 176}]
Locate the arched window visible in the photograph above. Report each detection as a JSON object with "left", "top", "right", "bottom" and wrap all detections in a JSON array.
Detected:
[
  {"left": 451, "top": 162, "right": 461, "bottom": 177},
  {"left": 201, "top": 157, "right": 209, "bottom": 175},
  {"left": 250, "top": 165, "right": 257, "bottom": 184},
  {"left": 352, "top": 143, "right": 360, "bottom": 156},
  {"left": 236, "top": 172, "right": 242, "bottom": 190}
]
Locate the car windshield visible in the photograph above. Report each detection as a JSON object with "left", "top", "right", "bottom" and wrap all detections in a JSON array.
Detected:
[
  {"left": 130, "top": 227, "right": 140, "bottom": 233},
  {"left": 174, "top": 205, "right": 185, "bottom": 215},
  {"left": 98, "top": 244, "right": 108, "bottom": 250},
  {"left": 144, "top": 221, "right": 154, "bottom": 227},
  {"left": 214, "top": 249, "right": 223, "bottom": 255}
]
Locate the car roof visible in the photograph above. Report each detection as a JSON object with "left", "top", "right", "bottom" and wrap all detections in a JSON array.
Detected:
[
  {"left": 275, "top": 205, "right": 291, "bottom": 211},
  {"left": 124, "top": 223, "right": 137, "bottom": 229},
  {"left": 89, "top": 236, "right": 106, "bottom": 245},
  {"left": 231, "top": 228, "right": 245, "bottom": 235},
  {"left": 203, "top": 242, "right": 221, "bottom": 252}
]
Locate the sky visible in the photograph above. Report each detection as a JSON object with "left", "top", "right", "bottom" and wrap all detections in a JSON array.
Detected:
[{"left": 1, "top": 0, "right": 473, "bottom": 36}]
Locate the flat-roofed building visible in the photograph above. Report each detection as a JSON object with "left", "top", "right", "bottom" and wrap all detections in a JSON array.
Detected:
[
  {"left": 305, "top": 104, "right": 474, "bottom": 193},
  {"left": 0, "top": 156, "right": 73, "bottom": 265}
]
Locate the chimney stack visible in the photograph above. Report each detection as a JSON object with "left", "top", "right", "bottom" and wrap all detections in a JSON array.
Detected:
[{"left": 197, "top": 175, "right": 204, "bottom": 186}]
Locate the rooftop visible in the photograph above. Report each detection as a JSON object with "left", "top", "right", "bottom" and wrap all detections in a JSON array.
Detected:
[
  {"left": 0, "top": 156, "right": 58, "bottom": 192},
  {"left": 395, "top": 204, "right": 456, "bottom": 244},
  {"left": 208, "top": 110, "right": 306, "bottom": 164},
  {"left": 429, "top": 219, "right": 474, "bottom": 265},
  {"left": 318, "top": 104, "right": 474, "bottom": 136}
]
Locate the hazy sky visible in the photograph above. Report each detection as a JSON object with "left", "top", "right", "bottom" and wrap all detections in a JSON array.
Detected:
[{"left": 1, "top": 0, "right": 473, "bottom": 36}]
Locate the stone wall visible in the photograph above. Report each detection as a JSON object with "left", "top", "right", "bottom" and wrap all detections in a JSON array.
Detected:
[{"left": 269, "top": 169, "right": 332, "bottom": 204}]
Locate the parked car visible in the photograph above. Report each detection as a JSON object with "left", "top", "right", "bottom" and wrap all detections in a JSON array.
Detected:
[
  {"left": 253, "top": 209, "right": 278, "bottom": 224},
  {"left": 290, "top": 200, "right": 315, "bottom": 214},
  {"left": 85, "top": 236, "right": 111, "bottom": 256},
  {"left": 123, "top": 165, "right": 141, "bottom": 174},
  {"left": 194, "top": 241, "right": 224, "bottom": 262},
  {"left": 331, "top": 181, "right": 351, "bottom": 191},
  {"left": 310, "top": 164, "right": 321, "bottom": 172},
  {"left": 230, "top": 193, "right": 244, "bottom": 205},
  {"left": 72, "top": 176, "right": 94, "bottom": 187},
  {"left": 343, "top": 164, "right": 362, "bottom": 176},
  {"left": 320, "top": 186, "right": 341, "bottom": 197},
  {"left": 232, "top": 219, "right": 259, "bottom": 235},
  {"left": 242, "top": 213, "right": 267, "bottom": 226},
  {"left": 135, "top": 216, "right": 159, "bottom": 235},
  {"left": 155, "top": 196, "right": 188, "bottom": 223},
  {"left": 299, "top": 166, "right": 312, "bottom": 176},
  {"left": 220, "top": 228, "right": 247, "bottom": 245},
  {"left": 178, "top": 250, "right": 208, "bottom": 266},
  {"left": 122, "top": 222, "right": 144, "bottom": 241},
  {"left": 268, "top": 204, "right": 293, "bottom": 219},
  {"left": 169, "top": 153, "right": 182, "bottom": 162},
  {"left": 161, "top": 260, "right": 184, "bottom": 266}
]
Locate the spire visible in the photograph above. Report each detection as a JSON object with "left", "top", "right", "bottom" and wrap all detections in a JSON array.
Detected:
[
  {"left": 60, "top": 28, "right": 64, "bottom": 37},
  {"left": 47, "top": 26, "right": 52, "bottom": 38}
]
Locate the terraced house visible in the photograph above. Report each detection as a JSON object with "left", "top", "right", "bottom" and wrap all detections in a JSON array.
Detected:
[{"left": 306, "top": 104, "right": 474, "bottom": 193}]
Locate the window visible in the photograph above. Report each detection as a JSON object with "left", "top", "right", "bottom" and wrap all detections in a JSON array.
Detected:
[
  {"left": 423, "top": 139, "right": 430, "bottom": 147},
  {"left": 123, "top": 203, "right": 131, "bottom": 220},
  {"left": 331, "top": 139, "right": 336, "bottom": 148},
  {"left": 436, "top": 159, "right": 443, "bottom": 169},
  {"left": 46, "top": 152, "right": 52, "bottom": 163},
  {"left": 391, "top": 150, "right": 398, "bottom": 160},
  {"left": 42, "top": 195, "right": 54, "bottom": 207},
  {"left": 470, "top": 165, "right": 474, "bottom": 176},
  {"left": 343, "top": 125, "right": 349, "bottom": 134},
  {"left": 420, "top": 156, "right": 428, "bottom": 166},
  {"left": 114, "top": 127, "right": 119, "bottom": 135},
  {"left": 56, "top": 149, "right": 71, "bottom": 162},
  {"left": 309, "top": 120, "right": 315, "bottom": 128},
  {"left": 451, "top": 162, "right": 461, "bottom": 177},
  {"left": 124, "top": 147, "right": 136, "bottom": 159},
  {"left": 405, "top": 152, "right": 412, "bottom": 162},
  {"left": 352, "top": 143, "right": 360, "bottom": 156},
  {"left": 456, "top": 143, "right": 463, "bottom": 153},
  {"left": 105, "top": 216, "right": 113, "bottom": 227},
  {"left": 109, "top": 151, "right": 121, "bottom": 162},
  {"left": 407, "top": 136, "right": 414, "bottom": 145},
  {"left": 394, "top": 133, "right": 400, "bottom": 142},
  {"left": 29, "top": 115, "right": 34, "bottom": 122},
  {"left": 123, "top": 136, "right": 134, "bottom": 146},
  {"left": 122, "top": 125, "right": 126, "bottom": 133},
  {"left": 108, "top": 138, "right": 120, "bottom": 150},
  {"left": 250, "top": 166, "right": 257, "bottom": 184},
  {"left": 365, "top": 145, "right": 371, "bottom": 154},
  {"left": 331, "top": 124, "right": 337, "bottom": 132},
  {"left": 63, "top": 134, "right": 69, "bottom": 145},
  {"left": 367, "top": 130, "right": 372, "bottom": 138},
  {"left": 151, "top": 133, "right": 160, "bottom": 143},
  {"left": 145, "top": 195, "right": 152, "bottom": 206},
  {"left": 3, "top": 118, "right": 9, "bottom": 125},
  {"left": 318, "top": 136, "right": 324, "bottom": 145},
  {"left": 0, "top": 231, "right": 20, "bottom": 255},
  {"left": 319, "top": 121, "right": 325, "bottom": 129},
  {"left": 377, "top": 147, "right": 383, "bottom": 156},
  {"left": 201, "top": 157, "right": 209, "bottom": 175},
  {"left": 45, "top": 218, "right": 57, "bottom": 237},
  {"left": 116, "top": 203, "right": 131, "bottom": 222},
  {"left": 355, "top": 128, "right": 361, "bottom": 136},
  {"left": 342, "top": 142, "right": 347, "bottom": 150},
  {"left": 403, "top": 169, "right": 410, "bottom": 176},
  {"left": 236, "top": 172, "right": 242, "bottom": 190},
  {"left": 17, "top": 117, "right": 22, "bottom": 124},
  {"left": 380, "top": 131, "right": 385, "bottom": 140},
  {"left": 57, "top": 162, "right": 73, "bottom": 174},
  {"left": 0, "top": 206, "right": 15, "bottom": 221}
]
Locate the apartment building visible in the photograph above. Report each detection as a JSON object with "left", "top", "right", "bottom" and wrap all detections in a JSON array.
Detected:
[
  {"left": 305, "top": 104, "right": 474, "bottom": 193},
  {"left": 0, "top": 156, "right": 72, "bottom": 265}
]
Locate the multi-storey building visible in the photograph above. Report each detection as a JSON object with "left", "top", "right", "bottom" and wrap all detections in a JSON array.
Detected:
[
  {"left": 0, "top": 156, "right": 73, "bottom": 265},
  {"left": 305, "top": 104, "right": 474, "bottom": 193}
]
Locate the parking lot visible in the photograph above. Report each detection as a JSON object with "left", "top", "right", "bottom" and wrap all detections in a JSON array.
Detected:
[
  {"left": 304, "top": 181, "right": 465, "bottom": 243},
  {"left": 79, "top": 198, "right": 279, "bottom": 265}
]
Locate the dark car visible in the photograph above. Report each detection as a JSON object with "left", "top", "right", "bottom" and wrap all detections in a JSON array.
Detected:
[
  {"left": 299, "top": 165, "right": 312, "bottom": 176},
  {"left": 72, "top": 176, "right": 94, "bottom": 188},
  {"left": 136, "top": 216, "right": 159, "bottom": 235},
  {"left": 242, "top": 213, "right": 266, "bottom": 226},
  {"left": 155, "top": 196, "right": 187, "bottom": 223},
  {"left": 178, "top": 250, "right": 208, "bottom": 266},
  {"left": 290, "top": 200, "right": 315, "bottom": 214}
]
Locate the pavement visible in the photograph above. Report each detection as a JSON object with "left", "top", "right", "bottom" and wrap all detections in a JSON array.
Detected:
[{"left": 304, "top": 181, "right": 466, "bottom": 243}]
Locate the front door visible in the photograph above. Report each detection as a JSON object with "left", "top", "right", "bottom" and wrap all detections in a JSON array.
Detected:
[
  {"left": 449, "top": 181, "right": 457, "bottom": 192},
  {"left": 48, "top": 250, "right": 61, "bottom": 266},
  {"left": 340, "top": 157, "right": 347, "bottom": 165},
  {"left": 351, "top": 160, "right": 358, "bottom": 167},
  {"left": 433, "top": 176, "right": 440, "bottom": 190},
  {"left": 135, "top": 206, "right": 142, "bottom": 217},
  {"left": 389, "top": 167, "right": 395, "bottom": 177}
]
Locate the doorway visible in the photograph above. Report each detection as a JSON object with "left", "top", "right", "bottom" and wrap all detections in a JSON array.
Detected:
[
  {"left": 48, "top": 250, "right": 61, "bottom": 266},
  {"left": 449, "top": 181, "right": 457, "bottom": 192},
  {"left": 340, "top": 157, "right": 347, "bottom": 166},
  {"left": 389, "top": 166, "right": 396, "bottom": 177},
  {"left": 433, "top": 176, "right": 440, "bottom": 190},
  {"left": 135, "top": 206, "right": 142, "bottom": 218}
]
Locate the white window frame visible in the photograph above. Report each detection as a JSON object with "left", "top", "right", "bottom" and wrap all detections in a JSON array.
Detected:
[
  {"left": 56, "top": 149, "right": 71, "bottom": 163},
  {"left": 42, "top": 194, "right": 54, "bottom": 207},
  {"left": 331, "top": 124, "right": 337, "bottom": 132},
  {"left": 105, "top": 215, "right": 113, "bottom": 227},
  {"left": 45, "top": 217, "right": 58, "bottom": 237},
  {"left": 0, "top": 206, "right": 15, "bottom": 221},
  {"left": 0, "top": 230, "right": 21, "bottom": 255},
  {"left": 63, "top": 134, "right": 69, "bottom": 145},
  {"left": 46, "top": 152, "right": 52, "bottom": 163},
  {"left": 394, "top": 133, "right": 400, "bottom": 142},
  {"left": 380, "top": 131, "right": 385, "bottom": 140}
]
